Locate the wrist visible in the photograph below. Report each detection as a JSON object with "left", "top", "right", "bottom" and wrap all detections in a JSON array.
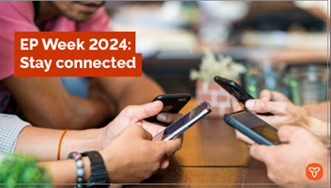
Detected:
[
  {"left": 82, "top": 156, "right": 92, "bottom": 181},
  {"left": 61, "top": 129, "right": 104, "bottom": 159},
  {"left": 99, "top": 149, "right": 117, "bottom": 183},
  {"left": 306, "top": 117, "right": 328, "bottom": 143},
  {"left": 81, "top": 151, "right": 111, "bottom": 186}
]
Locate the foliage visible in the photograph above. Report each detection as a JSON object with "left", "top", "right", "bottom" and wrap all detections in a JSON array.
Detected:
[
  {"left": 190, "top": 48, "right": 246, "bottom": 82},
  {"left": 0, "top": 154, "right": 52, "bottom": 188}
]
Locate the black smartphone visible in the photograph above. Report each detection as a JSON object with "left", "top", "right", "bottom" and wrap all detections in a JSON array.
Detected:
[
  {"left": 214, "top": 76, "right": 253, "bottom": 106},
  {"left": 153, "top": 101, "right": 212, "bottom": 141},
  {"left": 214, "top": 76, "right": 272, "bottom": 116},
  {"left": 144, "top": 94, "right": 191, "bottom": 122},
  {"left": 224, "top": 109, "right": 281, "bottom": 145}
]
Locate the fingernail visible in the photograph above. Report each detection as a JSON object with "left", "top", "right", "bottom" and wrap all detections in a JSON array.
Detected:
[
  {"left": 246, "top": 100, "right": 255, "bottom": 109},
  {"left": 261, "top": 97, "right": 269, "bottom": 101},
  {"left": 157, "top": 114, "right": 166, "bottom": 121}
]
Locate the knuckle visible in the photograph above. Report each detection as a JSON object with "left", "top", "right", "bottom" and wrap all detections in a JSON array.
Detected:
[
  {"left": 258, "top": 101, "right": 267, "bottom": 111},
  {"left": 280, "top": 102, "right": 289, "bottom": 112}
]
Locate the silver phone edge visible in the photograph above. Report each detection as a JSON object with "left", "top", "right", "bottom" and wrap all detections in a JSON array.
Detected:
[{"left": 162, "top": 108, "right": 210, "bottom": 141}]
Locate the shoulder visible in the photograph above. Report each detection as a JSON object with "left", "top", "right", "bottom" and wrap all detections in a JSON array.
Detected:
[{"left": 0, "top": 1, "right": 34, "bottom": 22}]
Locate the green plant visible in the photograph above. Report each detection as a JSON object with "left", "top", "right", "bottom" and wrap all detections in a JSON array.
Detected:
[
  {"left": 0, "top": 154, "right": 52, "bottom": 188},
  {"left": 190, "top": 48, "right": 246, "bottom": 82}
]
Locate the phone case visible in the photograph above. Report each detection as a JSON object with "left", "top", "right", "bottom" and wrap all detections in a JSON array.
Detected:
[
  {"left": 153, "top": 101, "right": 212, "bottom": 141},
  {"left": 214, "top": 76, "right": 272, "bottom": 116},
  {"left": 224, "top": 110, "right": 280, "bottom": 145}
]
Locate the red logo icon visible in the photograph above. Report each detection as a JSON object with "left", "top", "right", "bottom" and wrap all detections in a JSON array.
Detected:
[{"left": 306, "top": 163, "right": 323, "bottom": 180}]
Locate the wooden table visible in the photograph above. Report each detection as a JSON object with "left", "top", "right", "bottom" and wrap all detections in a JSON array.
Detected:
[{"left": 125, "top": 101, "right": 279, "bottom": 187}]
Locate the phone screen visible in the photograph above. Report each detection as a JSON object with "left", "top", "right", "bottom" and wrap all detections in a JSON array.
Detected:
[
  {"left": 230, "top": 110, "right": 281, "bottom": 144},
  {"left": 153, "top": 101, "right": 211, "bottom": 141}
]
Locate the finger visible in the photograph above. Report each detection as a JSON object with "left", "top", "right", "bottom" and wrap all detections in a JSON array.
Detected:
[
  {"left": 160, "top": 159, "right": 170, "bottom": 169},
  {"left": 246, "top": 144, "right": 251, "bottom": 149},
  {"left": 259, "top": 89, "right": 272, "bottom": 101},
  {"left": 245, "top": 99, "right": 288, "bottom": 115},
  {"left": 167, "top": 152, "right": 174, "bottom": 156},
  {"left": 249, "top": 144, "right": 274, "bottom": 163},
  {"left": 123, "top": 101, "right": 163, "bottom": 122},
  {"left": 277, "top": 125, "right": 308, "bottom": 144},
  {"left": 230, "top": 97, "right": 243, "bottom": 112},
  {"left": 157, "top": 113, "right": 181, "bottom": 124},
  {"left": 260, "top": 89, "right": 290, "bottom": 102},
  {"left": 159, "top": 137, "right": 182, "bottom": 154},
  {"left": 141, "top": 121, "right": 166, "bottom": 136},
  {"left": 128, "top": 124, "right": 153, "bottom": 140},
  {"left": 235, "top": 130, "right": 255, "bottom": 145}
]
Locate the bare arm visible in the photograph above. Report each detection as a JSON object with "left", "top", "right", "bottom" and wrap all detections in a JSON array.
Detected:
[
  {"left": 259, "top": 90, "right": 330, "bottom": 121},
  {"left": 39, "top": 124, "right": 183, "bottom": 186},
  {"left": 1, "top": 76, "right": 110, "bottom": 129},
  {"left": 39, "top": 157, "right": 91, "bottom": 188},
  {"left": 301, "top": 101, "right": 329, "bottom": 122},
  {"left": 15, "top": 126, "right": 103, "bottom": 161},
  {"left": 95, "top": 73, "right": 164, "bottom": 116},
  {"left": 15, "top": 101, "right": 172, "bottom": 161}
]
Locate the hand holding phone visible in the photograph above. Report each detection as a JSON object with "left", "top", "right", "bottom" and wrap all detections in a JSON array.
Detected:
[
  {"left": 224, "top": 109, "right": 281, "bottom": 145},
  {"left": 144, "top": 94, "right": 191, "bottom": 123},
  {"left": 214, "top": 76, "right": 272, "bottom": 116},
  {"left": 153, "top": 101, "right": 212, "bottom": 141}
]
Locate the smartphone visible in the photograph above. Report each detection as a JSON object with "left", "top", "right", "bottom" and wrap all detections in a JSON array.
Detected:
[
  {"left": 144, "top": 94, "right": 191, "bottom": 122},
  {"left": 214, "top": 76, "right": 272, "bottom": 116},
  {"left": 214, "top": 76, "right": 253, "bottom": 106},
  {"left": 224, "top": 109, "right": 281, "bottom": 145},
  {"left": 153, "top": 101, "right": 212, "bottom": 141}
]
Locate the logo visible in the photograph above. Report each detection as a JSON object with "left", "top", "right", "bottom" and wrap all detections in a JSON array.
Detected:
[{"left": 306, "top": 163, "right": 323, "bottom": 180}]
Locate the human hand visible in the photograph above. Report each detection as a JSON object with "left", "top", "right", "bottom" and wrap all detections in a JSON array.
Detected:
[
  {"left": 259, "top": 89, "right": 290, "bottom": 102},
  {"left": 250, "top": 126, "right": 328, "bottom": 185},
  {"left": 101, "top": 101, "right": 169, "bottom": 148},
  {"left": 244, "top": 99, "right": 316, "bottom": 129},
  {"left": 100, "top": 124, "right": 182, "bottom": 183},
  {"left": 231, "top": 96, "right": 327, "bottom": 146},
  {"left": 156, "top": 112, "right": 181, "bottom": 124}
]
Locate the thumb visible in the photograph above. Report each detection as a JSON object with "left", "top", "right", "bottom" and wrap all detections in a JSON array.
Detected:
[
  {"left": 127, "top": 124, "right": 153, "bottom": 140},
  {"left": 245, "top": 99, "right": 287, "bottom": 115},
  {"left": 159, "top": 138, "right": 182, "bottom": 155},
  {"left": 122, "top": 101, "right": 163, "bottom": 122},
  {"left": 250, "top": 144, "right": 275, "bottom": 163}
]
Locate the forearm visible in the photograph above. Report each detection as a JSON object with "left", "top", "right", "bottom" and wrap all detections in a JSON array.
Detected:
[
  {"left": 308, "top": 117, "right": 330, "bottom": 147},
  {"left": 116, "top": 76, "right": 164, "bottom": 111},
  {"left": 62, "top": 94, "right": 110, "bottom": 129},
  {"left": 39, "top": 157, "right": 91, "bottom": 187},
  {"left": 302, "top": 101, "right": 329, "bottom": 122},
  {"left": 15, "top": 126, "right": 104, "bottom": 161},
  {"left": 96, "top": 74, "right": 164, "bottom": 114},
  {"left": 2, "top": 76, "right": 110, "bottom": 129}
]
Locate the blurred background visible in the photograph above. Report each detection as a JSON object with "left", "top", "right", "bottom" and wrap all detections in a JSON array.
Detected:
[{"left": 104, "top": 1, "right": 329, "bottom": 106}]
